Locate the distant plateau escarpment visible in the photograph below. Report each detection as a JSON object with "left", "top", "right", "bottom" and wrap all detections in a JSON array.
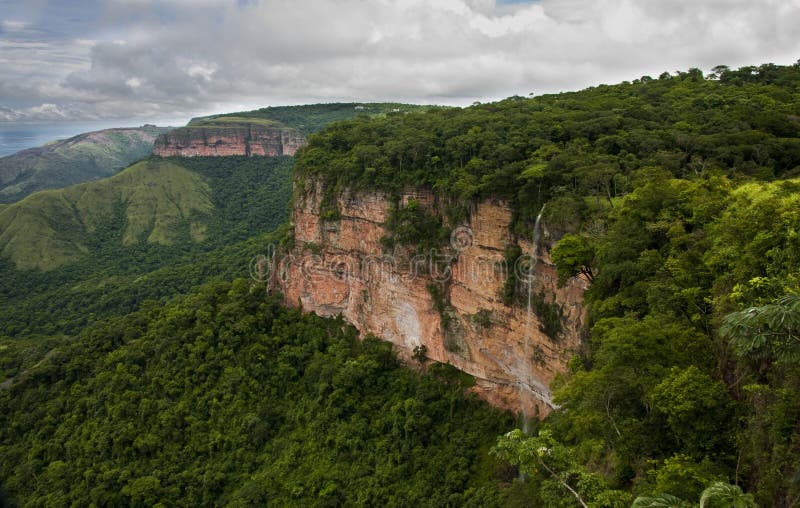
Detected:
[{"left": 154, "top": 117, "right": 306, "bottom": 157}]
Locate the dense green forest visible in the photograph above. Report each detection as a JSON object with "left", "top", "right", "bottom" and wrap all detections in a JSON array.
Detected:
[
  {"left": 297, "top": 64, "right": 800, "bottom": 234},
  {"left": 295, "top": 63, "right": 800, "bottom": 506},
  {"left": 0, "top": 280, "right": 515, "bottom": 506}
]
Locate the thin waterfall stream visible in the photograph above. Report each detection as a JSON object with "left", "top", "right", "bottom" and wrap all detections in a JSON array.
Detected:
[{"left": 521, "top": 205, "right": 546, "bottom": 434}]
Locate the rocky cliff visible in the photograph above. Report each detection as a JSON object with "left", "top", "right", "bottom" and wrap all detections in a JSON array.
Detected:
[
  {"left": 154, "top": 119, "right": 306, "bottom": 157},
  {"left": 277, "top": 179, "right": 587, "bottom": 417}
]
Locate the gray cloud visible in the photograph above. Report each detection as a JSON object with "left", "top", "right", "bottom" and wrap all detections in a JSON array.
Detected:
[{"left": 1, "top": 0, "right": 798, "bottom": 123}]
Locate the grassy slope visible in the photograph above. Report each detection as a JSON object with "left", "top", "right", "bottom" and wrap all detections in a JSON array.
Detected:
[
  {"left": 0, "top": 159, "right": 212, "bottom": 271},
  {"left": 0, "top": 156, "right": 294, "bottom": 337},
  {"left": 0, "top": 126, "right": 171, "bottom": 203},
  {"left": 0, "top": 104, "right": 424, "bottom": 273}
]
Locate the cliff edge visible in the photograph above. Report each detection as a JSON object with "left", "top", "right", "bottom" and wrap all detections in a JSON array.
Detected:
[
  {"left": 278, "top": 178, "right": 587, "bottom": 417},
  {"left": 154, "top": 117, "right": 306, "bottom": 157}
]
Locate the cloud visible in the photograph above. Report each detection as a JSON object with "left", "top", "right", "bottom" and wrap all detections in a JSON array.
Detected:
[
  {"left": 0, "top": 103, "right": 81, "bottom": 121},
  {"left": 1, "top": 0, "right": 798, "bottom": 122},
  {"left": 0, "top": 107, "right": 22, "bottom": 121}
]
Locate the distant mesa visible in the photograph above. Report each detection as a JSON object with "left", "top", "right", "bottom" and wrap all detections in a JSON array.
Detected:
[
  {"left": 152, "top": 103, "right": 430, "bottom": 157},
  {"left": 153, "top": 117, "right": 307, "bottom": 157}
]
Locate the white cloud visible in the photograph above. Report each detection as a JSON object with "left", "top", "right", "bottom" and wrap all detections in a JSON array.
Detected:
[
  {"left": 0, "top": 103, "right": 78, "bottom": 121},
  {"left": 1, "top": 20, "right": 30, "bottom": 31},
  {"left": 27, "top": 103, "right": 68, "bottom": 119},
  {"left": 1, "top": 0, "right": 798, "bottom": 122},
  {"left": 0, "top": 107, "right": 22, "bottom": 121}
]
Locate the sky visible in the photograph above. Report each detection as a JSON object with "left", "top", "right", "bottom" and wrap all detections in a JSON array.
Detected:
[{"left": 1, "top": 0, "right": 798, "bottom": 125}]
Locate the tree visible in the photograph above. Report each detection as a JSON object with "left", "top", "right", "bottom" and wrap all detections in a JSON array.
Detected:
[
  {"left": 492, "top": 429, "right": 605, "bottom": 507},
  {"left": 649, "top": 366, "right": 733, "bottom": 455},
  {"left": 551, "top": 233, "right": 595, "bottom": 285},
  {"left": 708, "top": 65, "right": 730, "bottom": 80},
  {"left": 699, "top": 482, "right": 757, "bottom": 508},
  {"left": 633, "top": 482, "right": 756, "bottom": 508},
  {"left": 720, "top": 294, "right": 800, "bottom": 363}
]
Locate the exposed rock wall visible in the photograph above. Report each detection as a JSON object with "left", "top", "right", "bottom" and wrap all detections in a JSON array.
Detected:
[
  {"left": 154, "top": 123, "right": 306, "bottom": 157},
  {"left": 278, "top": 179, "right": 587, "bottom": 417}
]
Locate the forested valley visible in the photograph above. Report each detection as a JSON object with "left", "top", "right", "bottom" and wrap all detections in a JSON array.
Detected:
[{"left": 1, "top": 64, "right": 799, "bottom": 506}]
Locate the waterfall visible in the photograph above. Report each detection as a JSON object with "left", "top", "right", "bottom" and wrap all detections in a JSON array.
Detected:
[
  {"left": 521, "top": 204, "right": 546, "bottom": 434},
  {"left": 525, "top": 205, "right": 546, "bottom": 341}
]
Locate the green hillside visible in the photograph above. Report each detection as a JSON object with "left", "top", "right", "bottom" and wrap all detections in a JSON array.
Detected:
[
  {"left": 0, "top": 156, "right": 294, "bottom": 336},
  {"left": 298, "top": 65, "right": 800, "bottom": 229},
  {"left": 0, "top": 104, "right": 432, "bottom": 335},
  {"left": 0, "top": 159, "right": 212, "bottom": 270},
  {"left": 0, "top": 126, "right": 171, "bottom": 203}
]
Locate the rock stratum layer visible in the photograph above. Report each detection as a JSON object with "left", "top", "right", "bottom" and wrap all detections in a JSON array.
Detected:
[
  {"left": 154, "top": 120, "right": 306, "bottom": 157},
  {"left": 278, "top": 180, "right": 587, "bottom": 417}
]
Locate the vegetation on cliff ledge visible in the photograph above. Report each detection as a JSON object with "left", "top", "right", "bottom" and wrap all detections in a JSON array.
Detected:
[
  {"left": 193, "top": 102, "right": 434, "bottom": 136},
  {"left": 296, "top": 63, "right": 800, "bottom": 236}
]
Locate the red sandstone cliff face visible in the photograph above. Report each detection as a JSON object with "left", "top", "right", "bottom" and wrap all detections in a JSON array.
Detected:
[
  {"left": 153, "top": 123, "right": 306, "bottom": 157},
  {"left": 277, "top": 179, "right": 588, "bottom": 417}
]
